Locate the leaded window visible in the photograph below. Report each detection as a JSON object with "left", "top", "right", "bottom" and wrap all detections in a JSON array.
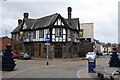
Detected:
[
  {"left": 33, "top": 31, "right": 36, "bottom": 39},
  {"left": 39, "top": 30, "right": 44, "bottom": 38},
  {"left": 55, "top": 28, "right": 62, "bottom": 37}
]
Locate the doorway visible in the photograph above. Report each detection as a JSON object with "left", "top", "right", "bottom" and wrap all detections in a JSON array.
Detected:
[{"left": 54, "top": 44, "right": 62, "bottom": 58}]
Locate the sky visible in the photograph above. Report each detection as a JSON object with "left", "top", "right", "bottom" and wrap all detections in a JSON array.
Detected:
[{"left": 0, "top": 0, "right": 119, "bottom": 43}]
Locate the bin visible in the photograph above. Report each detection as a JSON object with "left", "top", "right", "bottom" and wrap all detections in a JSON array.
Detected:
[{"left": 88, "top": 59, "right": 96, "bottom": 73}]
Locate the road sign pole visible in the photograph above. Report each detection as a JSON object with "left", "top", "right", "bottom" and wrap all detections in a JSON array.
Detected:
[
  {"left": 45, "top": 37, "right": 50, "bottom": 66},
  {"left": 47, "top": 43, "right": 49, "bottom": 65}
]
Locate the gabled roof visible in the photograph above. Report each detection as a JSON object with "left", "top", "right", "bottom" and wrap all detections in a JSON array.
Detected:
[
  {"left": 65, "top": 18, "right": 80, "bottom": 30},
  {"left": 24, "top": 19, "right": 36, "bottom": 29},
  {"left": 12, "top": 23, "right": 22, "bottom": 33},
  {"left": 0, "top": 36, "right": 12, "bottom": 41},
  {"left": 11, "top": 13, "right": 59, "bottom": 33},
  {"left": 11, "top": 13, "right": 80, "bottom": 34},
  {"left": 32, "top": 13, "right": 58, "bottom": 29}
]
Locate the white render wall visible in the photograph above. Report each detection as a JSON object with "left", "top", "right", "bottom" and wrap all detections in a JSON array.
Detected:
[{"left": 80, "top": 23, "right": 94, "bottom": 42}]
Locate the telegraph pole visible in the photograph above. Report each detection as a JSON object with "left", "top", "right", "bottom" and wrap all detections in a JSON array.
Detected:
[
  {"left": 47, "top": 43, "right": 49, "bottom": 65},
  {"left": 6, "top": 29, "right": 7, "bottom": 36}
]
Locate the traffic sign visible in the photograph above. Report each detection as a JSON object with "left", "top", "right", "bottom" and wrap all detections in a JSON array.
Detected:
[
  {"left": 45, "top": 37, "right": 50, "bottom": 43},
  {"left": 45, "top": 43, "right": 50, "bottom": 45}
]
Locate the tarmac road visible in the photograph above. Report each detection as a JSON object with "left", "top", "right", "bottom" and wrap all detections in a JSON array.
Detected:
[
  {"left": 2, "top": 58, "right": 87, "bottom": 78},
  {"left": 3, "top": 55, "right": 119, "bottom": 79}
]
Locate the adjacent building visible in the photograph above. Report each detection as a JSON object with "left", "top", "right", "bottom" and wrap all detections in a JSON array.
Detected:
[
  {"left": 94, "top": 39, "right": 105, "bottom": 54},
  {"left": 11, "top": 7, "right": 80, "bottom": 58},
  {"left": 117, "top": 44, "right": 120, "bottom": 53},
  {"left": 78, "top": 23, "right": 94, "bottom": 56},
  {"left": 103, "top": 43, "right": 112, "bottom": 53},
  {"left": 80, "top": 23, "right": 94, "bottom": 42},
  {"left": 0, "top": 36, "right": 12, "bottom": 52}
]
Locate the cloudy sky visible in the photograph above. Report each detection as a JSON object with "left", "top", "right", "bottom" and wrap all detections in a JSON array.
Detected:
[{"left": 0, "top": 0, "right": 119, "bottom": 43}]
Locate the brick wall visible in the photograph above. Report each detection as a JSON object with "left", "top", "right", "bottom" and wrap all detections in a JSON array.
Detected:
[{"left": 0, "top": 37, "right": 12, "bottom": 52}]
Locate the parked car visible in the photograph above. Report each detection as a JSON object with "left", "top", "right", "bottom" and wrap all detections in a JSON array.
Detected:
[
  {"left": 19, "top": 52, "right": 31, "bottom": 60},
  {"left": 96, "top": 52, "right": 103, "bottom": 56},
  {"left": 86, "top": 52, "right": 96, "bottom": 60},
  {"left": 0, "top": 52, "right": 3, "bottom": 56},
  {"left": 12, "top": 51, "right": 19, "bottom": 59},
  {"left": 0, "top": 52, "right": 2, "bottom": 62},
  {"left": 102, "top": 52, "right": 108, "bottom": 56}
]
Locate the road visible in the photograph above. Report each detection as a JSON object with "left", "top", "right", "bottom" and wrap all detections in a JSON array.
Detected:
[
  {"left": 2, "top": 55, "right": 113, "bottom": 78},
  {"left": 2, "top": 58, "right": 87, "bottom": 78}
]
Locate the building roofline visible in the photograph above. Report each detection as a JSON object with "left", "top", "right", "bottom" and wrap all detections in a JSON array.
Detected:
[{"left": 81, "top": 23, "right": 94, "bottom": 24}]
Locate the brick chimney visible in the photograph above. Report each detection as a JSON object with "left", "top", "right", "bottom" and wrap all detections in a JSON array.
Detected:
[
  {"left": 18, "top": 19, "right": 22, "bottom": 25},
  {"left": 68, "top": 7, "right": 72, "bottom": 24},
  {"left": 23, "top": 13, "right": 29, "bottom": 19},
  {"left": 68, "top": 7, "right": 73, "bottom": 58}
]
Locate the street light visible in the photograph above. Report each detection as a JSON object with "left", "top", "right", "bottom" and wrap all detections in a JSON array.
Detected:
[
  {"left": 19, "top": 31, "right": 24, "bottom": 53},
  {"left": 20, "top": 31, "right": 24, "bottom": 41},
  {"left": 28, "top": 31, "right": 33, "bottom": 56},
  {"left": 79, "top": 29, "right": 83, "bottom": 38},
  {"left": 78, "top": 29, "right": 84, "bottom": 57}
]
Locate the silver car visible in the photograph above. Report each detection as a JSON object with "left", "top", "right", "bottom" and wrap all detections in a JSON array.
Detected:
[
  {"left": 19, "top": 52, "right": 31, "bottom": 60},
  {"left": 86, "top": 52, "right": 96, "bottom": 60}
]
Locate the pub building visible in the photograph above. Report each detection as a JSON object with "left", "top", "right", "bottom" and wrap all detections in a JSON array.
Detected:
[{"left": 11, "top": 7, "right": 80, "bottom": 58}]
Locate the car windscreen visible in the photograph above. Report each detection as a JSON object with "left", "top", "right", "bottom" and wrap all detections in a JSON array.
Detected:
[{"left": 87, "top": 52, "right": 94, "bottom": 55}]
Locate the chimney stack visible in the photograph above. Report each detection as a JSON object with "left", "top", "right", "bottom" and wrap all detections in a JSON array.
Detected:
[
  {"left": 68, "top": 7, "right": 72, "bottom": 24},
  {"left": 23, "top": 13, "right": 29, "bottom": 19},
  {"left": 18, "top": 19, "right": 22, "bottom": 25}
]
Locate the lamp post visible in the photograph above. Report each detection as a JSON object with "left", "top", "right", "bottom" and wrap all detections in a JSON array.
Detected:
[
  {"left": 79, "top": 29, "right": 83, "bottom": 57},
  {"left": 19, "top": 31, "right": 24, "bottom": 52},
  {"left": 79, "top": 29, "right": 83, "bottom": 38},
  {"left": 20, "top": 31, "right": 24, "bottom": 42},
  {"left": 28, "top": 31, "right": 33, "bottom": 56}
]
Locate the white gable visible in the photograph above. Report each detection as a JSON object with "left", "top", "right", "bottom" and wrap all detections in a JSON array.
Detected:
[
  {"left": 54, "top": 18, "right": 64, "bottom": 26},
  {"left": 23, "top": 23, "right": 27, "bottom": 29}
]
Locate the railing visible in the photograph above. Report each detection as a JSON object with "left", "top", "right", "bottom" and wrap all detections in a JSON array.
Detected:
[{"left": 93, "top": 65, "right": 120, "bottom": 80}]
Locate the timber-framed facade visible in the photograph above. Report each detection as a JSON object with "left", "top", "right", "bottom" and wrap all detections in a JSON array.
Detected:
[{"left": 11, "top": 7, "right": 80, "bottom": 58}]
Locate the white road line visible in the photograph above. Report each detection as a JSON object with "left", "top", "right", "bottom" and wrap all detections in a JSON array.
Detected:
[
  {"left": 0, "top": 76, "right": 2, "bottom": 80},
  {"left": 76, "top": 68, "right": 86, "bottom": 78},
  {"left": 3, "top": 65, "right": 56, "bottom": 78}
]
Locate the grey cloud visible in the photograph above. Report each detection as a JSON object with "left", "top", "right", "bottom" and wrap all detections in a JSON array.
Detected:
[{"left": 1, "top": 1, "right": 118, "bottom": 43}]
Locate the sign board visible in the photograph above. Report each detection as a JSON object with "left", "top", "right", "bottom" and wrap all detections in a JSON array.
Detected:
[
  {"left": 45, "top": 43, "right": 50, "bottom": 45},
  {"left": 45, "top": 37, "right": 50, "bottom": 43}
]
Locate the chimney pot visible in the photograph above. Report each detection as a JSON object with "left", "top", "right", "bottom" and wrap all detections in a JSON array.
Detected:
[
  {"left": 68, "top": 7, "right": 72, "bottom": 13},
  {"left": 18, "top": 19, "right": 22, "bottom": 25},
  {"left": 23, "top": 13, "right": 29, "bottom": 19}
]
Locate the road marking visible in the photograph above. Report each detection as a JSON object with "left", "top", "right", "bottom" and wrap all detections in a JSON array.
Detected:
[
  {"left": 76, "top": 68, "right": 86, "bottom": 78},
  {"left": 0, "top": 76, "right": 2, "bottom": 80},
  {"left": 3, "top": 65, "right": 56, "bottom": 78}
]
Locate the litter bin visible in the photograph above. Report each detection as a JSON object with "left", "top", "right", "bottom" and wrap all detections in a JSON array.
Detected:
[{"left": 88, "top": 58, "right": 96, "bottom": 73}]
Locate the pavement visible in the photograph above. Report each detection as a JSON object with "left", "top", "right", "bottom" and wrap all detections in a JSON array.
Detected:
[{"left": 79, "top": 55, "right": 120, "bottom": 80}]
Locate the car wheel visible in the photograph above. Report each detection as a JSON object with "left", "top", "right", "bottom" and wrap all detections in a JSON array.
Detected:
[{"left": 109, "top": 63, "right": 112, "bottom": 67}]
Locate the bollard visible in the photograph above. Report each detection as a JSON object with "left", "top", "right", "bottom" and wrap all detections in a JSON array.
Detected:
[{"left": 47, "top": 61, "right": 49, "bottom": 65}]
